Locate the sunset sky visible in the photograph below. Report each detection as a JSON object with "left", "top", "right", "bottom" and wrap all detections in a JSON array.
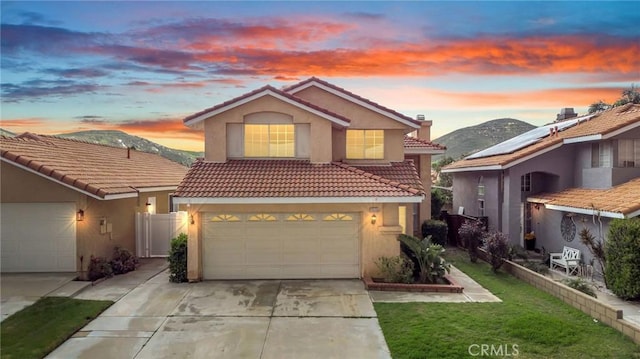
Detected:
[{"left": 1, "top": 1, "right": 638, "bottom": 151}]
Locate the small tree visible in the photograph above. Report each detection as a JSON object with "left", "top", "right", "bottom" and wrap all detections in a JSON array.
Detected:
[
  {"left": 483, "top": 231, "right": 510, "bottom": 272},
  {"left": 398, "top": 234, "right": 450, "bottom": 284},
  {"left": 605, "top": 219, "right": 640, "bottom": 300},
  {"left": 168, "top": 233, "right": 188, "bottom": 283},
  {"left": 458, "top": 220, "right": 485, "bottom": 263},
  {"left": 579, "top": 227, "right": 607, "bottom": 285}
]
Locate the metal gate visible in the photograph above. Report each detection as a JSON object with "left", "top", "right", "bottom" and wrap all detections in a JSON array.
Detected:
[{"left": 135, "top": 211, "right": 188, "bottom": 257}]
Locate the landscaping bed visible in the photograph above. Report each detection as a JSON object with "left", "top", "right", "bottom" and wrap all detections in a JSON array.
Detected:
[{"left": 363, "top": 275, "right": 463, "bottom": 293}]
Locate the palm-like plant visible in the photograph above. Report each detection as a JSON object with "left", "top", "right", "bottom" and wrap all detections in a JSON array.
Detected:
[{"left": 398, "top": 234, "right": 451, "bottom": 284}]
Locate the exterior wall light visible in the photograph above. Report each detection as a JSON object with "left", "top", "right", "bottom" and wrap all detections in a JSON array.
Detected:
[
  {"left": 190, "top": 214, "right": 195, "bottom": 225},
  {"left": 371, "top": 214, "right": 377, "bottom": 225},
  {"left": 76, "top": 209, "right": 85, "bottom": 221}
]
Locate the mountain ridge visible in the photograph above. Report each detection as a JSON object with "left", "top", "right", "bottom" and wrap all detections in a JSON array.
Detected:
[{"left": 433, "top": 118, "right": 535, "bottom": 161}]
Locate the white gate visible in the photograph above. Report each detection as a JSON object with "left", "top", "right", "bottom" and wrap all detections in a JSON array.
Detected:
[{"left": 136, "top": 211, "right": 188, "bottom": 257}]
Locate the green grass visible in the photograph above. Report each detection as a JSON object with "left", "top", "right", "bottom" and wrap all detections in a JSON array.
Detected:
[
  {"left": 1, "top": 297, "right": 112, "bottom": 359},
  {"left": 375, "top": 248, "right": 640, "bottom": 359}
]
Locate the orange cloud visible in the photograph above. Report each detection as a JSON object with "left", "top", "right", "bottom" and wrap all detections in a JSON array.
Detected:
[{"left": 194, "top": 35, "right": 639, "bottom": 78}]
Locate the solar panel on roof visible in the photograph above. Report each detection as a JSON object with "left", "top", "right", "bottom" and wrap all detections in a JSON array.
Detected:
[{"left": 466, "top": 114, "right": 595, "bottom": 159}]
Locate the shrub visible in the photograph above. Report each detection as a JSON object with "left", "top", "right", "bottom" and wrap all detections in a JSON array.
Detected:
[
  {"left": 168, "top": 233, "right": 188, "bottom": 283},
  {"left": 87, "top": 255, "right": 113, "bottom": 281},
  {"left": 483, "top": 231, "right": 510, "bottom": 272},
  {"left": 520, "top": 261, "right": 549, "bottom": 275},
  {"left": 375, "top": 255, "right": 414, "bottom": 284},
  {"left": 398, "top": 234, "right": 450, "bottom": 284},
  {"left": 421, "top": 219, "right": 448, "bottom": 246},
  {"left": 110, "top": 246, "right": 139, "bottom": 275},
  {"left": 605, "top": 218, "right": 640, "bottom": 300},
  {"left": 508, "top": 245, "right": 529, "bottom": 261},
  {"left": 563, "top": 278, "right": 597, "bottom": 298},
  {"left": 458, "top": 220, "right": 485, "bottom": 262}
]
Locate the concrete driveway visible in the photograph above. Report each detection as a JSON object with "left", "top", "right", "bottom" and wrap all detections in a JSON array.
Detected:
[{"left": 46, "top": 272, "right": 391, "bottom": 359}]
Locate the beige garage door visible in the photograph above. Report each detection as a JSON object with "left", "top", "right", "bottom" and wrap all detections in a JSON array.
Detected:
[
  {"left": 203, "top": 213, "right": 360, "bottom": 279},
  {"left": 1, "top": 203, "right": 76, "bottom": 272}
]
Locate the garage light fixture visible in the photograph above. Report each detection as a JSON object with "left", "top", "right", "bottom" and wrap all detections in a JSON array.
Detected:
[
  {"left": 189, "top": 214, "right": 195, "bottom": 225},
  {"left": 371, "top": 214, "right": 377, "bottom": 225},
  {"left": 76, "top": 209, "right": 85, "bottom": 221}
]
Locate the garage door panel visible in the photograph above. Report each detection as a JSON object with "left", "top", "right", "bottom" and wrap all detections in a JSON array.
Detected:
[
  {"left": 1, "top": 203, "right": 76, "bottom": 272},
  {"left": 203, "top": 212, "right": 359, "bottom": 279}
]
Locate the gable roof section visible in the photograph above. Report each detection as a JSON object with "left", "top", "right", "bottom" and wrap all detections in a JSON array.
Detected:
[
  {"left": 444, "top": 104, "right": 640, "bottom": 172},
  {"left": 403, "top": 136, "right": 446, "bottom": 154},
  {"left": 285, "top": 77, "right": 421, "bottom": 129},
  {"left": 528, "top": 177, "right": 640, "bottom": 219},
  {"left": 183, "top": 85, "right": 351, "bottom": 129},
  {"left": 1, "top": 133, "right": 188, "bottom": 200},
  {"left": 172, "top": 159, "right": 423, "bottom": 204}
]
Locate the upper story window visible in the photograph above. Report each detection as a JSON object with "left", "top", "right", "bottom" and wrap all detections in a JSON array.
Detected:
[
  {"left": 591, "top": 142, "right": 612, "bottom": 168},
  {"left": 521, "top": 173, "right": 531, "bottom": 192},
  {"left": 478, "top": 176, "right": 485, "bottom": 197},
  {"left": 617, "top": 139, "right": 640, "bottom": 168},
  {"left": 346, "top": 130, "right": 384, "bottom": 159},
  {"left": 244, "top": 124, "right": 294, "bottom": 157}
]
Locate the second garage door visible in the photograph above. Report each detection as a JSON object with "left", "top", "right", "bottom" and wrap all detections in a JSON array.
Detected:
[
  {"left": 1, "top": 203, "right": 76, "bottom": 272},
  {"left": 203, "top": 212, "right": 360, "bottom": 279}
]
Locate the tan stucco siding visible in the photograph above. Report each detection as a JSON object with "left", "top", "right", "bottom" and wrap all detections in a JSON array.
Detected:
[
  {"left": 180, "top": 202, "right": 408, "bottom": 281},
  {"left": 293, "top": 87, "right": 410, "bottom": 130},
  {"left": 203, "top": 95, "right": 335, "bottom": 163},
  {"left": 1, "top": 162, "right": 82, "bottom": 203}
]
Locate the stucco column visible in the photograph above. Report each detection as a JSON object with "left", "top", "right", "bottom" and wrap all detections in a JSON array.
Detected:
[
  {"left": 187, "top": 212, "right": 202, "bottom": 282},
  {"left": 419, "top": 153, "right": 432, "bottom": 222},
  {"left": 417, "top": 120, "right": 434, "bottom": 224}
]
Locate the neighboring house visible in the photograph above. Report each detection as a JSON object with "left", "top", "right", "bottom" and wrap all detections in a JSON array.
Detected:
[
  {"left": 443, "top": 104, "right": 640, "bottom": 273},
  {"left": 0, "top": 133, "right": 188, "bottom": 274},
  {"left": 173, "top": 77, "right": 444, "bottom": 281}
]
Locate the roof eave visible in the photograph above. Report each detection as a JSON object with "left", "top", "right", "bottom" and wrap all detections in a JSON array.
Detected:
[
  {"left": 286, "top": 80, "right": 421, "bottom": 129},
  {"left": 173, "top": 195, "right": 424, "bottom": 204},
  {"left": 538, "top": 203, "right": 625, "bottom": 219},
  {"left": 184, "top": 88, "right": 350, "bottom": 128},
  {"left": 404, "top": 148, "right": 446, "bottom": 155}
]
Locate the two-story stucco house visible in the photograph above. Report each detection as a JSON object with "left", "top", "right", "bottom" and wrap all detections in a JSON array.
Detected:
[
  {"left": 443, "top": 104, "right": 640, "bottom": 274},
  {"left": 173, "top": 77, "right": 444, "bottom": 281}
]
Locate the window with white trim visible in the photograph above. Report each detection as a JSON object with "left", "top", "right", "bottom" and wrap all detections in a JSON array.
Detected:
[
  {"left": 591, "top": 142, "right": 612, "bottom": 168},
  {"left": 616, "top": 139, "right": 640, "bottom": 168},
  {"left": 346, "top": 130, "right": 384, "bottom": 159},
  {"left": 520, "top": 173, "right": 531, "bottom": 192},
  {"left": 244, "top": 124, "right": 294, "bottom": 157}
]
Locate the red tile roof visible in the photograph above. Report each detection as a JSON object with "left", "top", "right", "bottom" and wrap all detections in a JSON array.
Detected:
[
  {"left": 352, "top": 161, "right": 425, "bottom": 194},
  {"left": 284, "top": 77, "right": 422, "bottom": 126},
  {"left": 445, "top": 104, "right": 640, "bottom": 171},
  {"left": 183, "top": 85, "right": 351, "bottom": 127},
  {"left": 173, "top": 159, "right": 423, "bottom": 200},
  {"left": 403, "top": 136, "right": 446, "bottom": 153},
  {"left": 1, "top": 133, "right": 188, "bottom": 199},
  {"left": 529, "top": 177, "right": 640, "bottom": 218}
]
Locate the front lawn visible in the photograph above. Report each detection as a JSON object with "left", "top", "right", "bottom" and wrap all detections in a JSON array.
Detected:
[
  {"left": 375, "top": 249, "right": 640, "bottom": 359},
  {"left": 1, "top": 297, "right": 112, "bottom": 359}
]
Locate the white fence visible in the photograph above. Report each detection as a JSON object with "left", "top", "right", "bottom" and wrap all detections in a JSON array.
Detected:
[{"left": 135, "top": 211, "right": 188, "bottom": 257}]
